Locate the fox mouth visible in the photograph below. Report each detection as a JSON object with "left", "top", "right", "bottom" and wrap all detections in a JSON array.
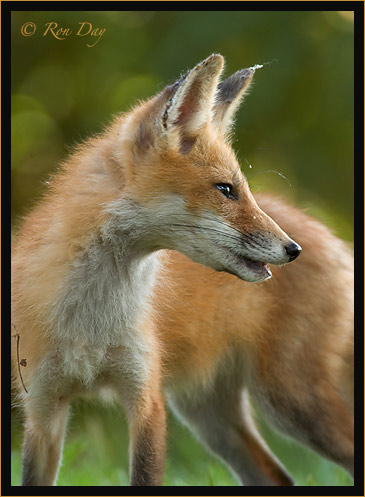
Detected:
[{"left": 228, "top": 249, "right": 272, "bottom": 282}]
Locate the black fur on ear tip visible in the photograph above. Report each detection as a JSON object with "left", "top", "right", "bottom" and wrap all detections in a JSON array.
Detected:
[
  {"left": 216, "top": 68, "right": 253, "bottom": 104},
  {"left": 238, "top": 68, "right": 253, "bottom": 79}
]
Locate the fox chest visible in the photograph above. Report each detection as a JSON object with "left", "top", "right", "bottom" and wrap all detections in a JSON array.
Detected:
[{"left": 51, "top": 241, "right": 159, "bottom": 363}]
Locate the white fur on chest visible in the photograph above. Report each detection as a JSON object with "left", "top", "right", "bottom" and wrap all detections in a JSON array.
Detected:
[{"left": 50, "top": 201, "right": 161, "bottom": 383}]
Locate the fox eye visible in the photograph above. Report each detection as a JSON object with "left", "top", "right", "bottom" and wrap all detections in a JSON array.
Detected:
[{"left": 215, "top": 183, "right": 237, "bottom": 200}]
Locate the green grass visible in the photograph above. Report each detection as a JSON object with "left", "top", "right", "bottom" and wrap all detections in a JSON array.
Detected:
[{"left": 11, "top": 401, "right": 353, "bottom": 487}]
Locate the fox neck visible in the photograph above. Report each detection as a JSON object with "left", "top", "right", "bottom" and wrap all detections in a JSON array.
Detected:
[
  {"left": 93, "top": 196, "right": 164, "bottom": 312},
  {"left": 53, "top": 197, "right": 162, "bottom": 352},
  {"left": 102, "top": 196, "right": 162, "bottom": 257}
]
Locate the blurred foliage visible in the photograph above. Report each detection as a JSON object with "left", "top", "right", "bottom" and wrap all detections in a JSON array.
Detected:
[{"left": 11, "top": 10, "right": 354, "bottom": 486}]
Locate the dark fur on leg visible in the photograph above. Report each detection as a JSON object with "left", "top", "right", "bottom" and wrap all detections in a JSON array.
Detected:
[{"left": 130, "top": 399, "right": 166, "bottom": 486}]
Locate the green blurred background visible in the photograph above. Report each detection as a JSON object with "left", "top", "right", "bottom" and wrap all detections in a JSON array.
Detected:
[{"left": 11, "top": 10, "right": 354, "bottom": 486}]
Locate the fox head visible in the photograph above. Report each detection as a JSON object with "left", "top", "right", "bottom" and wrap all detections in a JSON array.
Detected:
[{"left": 109, "top": 54, "right": 301, "bottom": 282}]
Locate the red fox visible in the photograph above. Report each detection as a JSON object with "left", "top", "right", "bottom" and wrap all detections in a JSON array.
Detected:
[{"left": 11, "top": 54, "right": 352, "bottom": 486}]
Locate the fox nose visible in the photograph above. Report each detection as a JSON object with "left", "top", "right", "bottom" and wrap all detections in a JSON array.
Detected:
[{"left": 285, "top": 242, "right": 302, "bottom": 261}]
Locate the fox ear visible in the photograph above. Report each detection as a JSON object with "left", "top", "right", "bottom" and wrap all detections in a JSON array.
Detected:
[
  {"left": 161, "top": 54, "right": 224, "bottom": 152},
  {"left": 128, "top": 55, "right": 224, "bottom": 159},
  {"left": 212, "top": 68, "right": 254, "bottom": 136}
]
